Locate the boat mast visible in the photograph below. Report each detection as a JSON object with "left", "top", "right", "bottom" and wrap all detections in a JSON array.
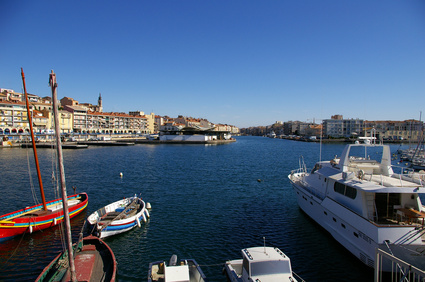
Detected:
[
  {"left": 49, "top": 70, "right": 77, "bottom": 282},
  {"left": 21, "top": 68, "right": 47, "bottom": 211}
]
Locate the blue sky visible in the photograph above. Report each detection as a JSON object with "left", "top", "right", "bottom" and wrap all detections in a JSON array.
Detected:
[{"left": 1, "top": 1, "right": 424, "bottom": 128}]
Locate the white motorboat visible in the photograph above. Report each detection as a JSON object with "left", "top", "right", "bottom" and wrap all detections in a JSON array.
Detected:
[
  {"left": 148, "top": 255, "right": 208, "bottom": 282},
  {"left": 288, "top": 138, "right": 425, "bottom": 271},
  {"left": 87, "top": 195, "right": 150, "bottom": 239},
  {"left": 224, "top": 246, "right": 301, "bottom": 282},
  {"left": 412, "top": 157, "right": 425, "bottom": 171}
]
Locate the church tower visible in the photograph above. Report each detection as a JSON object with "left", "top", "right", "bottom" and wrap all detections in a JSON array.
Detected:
[{"left": 98, "top": 93, "right": 103, "bottom": 112}]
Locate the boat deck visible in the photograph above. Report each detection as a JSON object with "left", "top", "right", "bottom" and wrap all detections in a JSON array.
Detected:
[
  {"left": 369, "top": 174, "right": 419, "bottom": 187},
  {"left": 98, "top": 203, "right": 140, "bottom": 225},
  {"left": 61, "top": 238, "right": 116, "bottom": 282}
]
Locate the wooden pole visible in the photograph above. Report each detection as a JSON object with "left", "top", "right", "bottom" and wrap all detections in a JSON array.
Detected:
[{"left": 50, "top": 70, "right": 77, "bottom": 282}]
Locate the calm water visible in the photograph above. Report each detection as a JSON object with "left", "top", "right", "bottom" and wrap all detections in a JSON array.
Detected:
[{"left": 0, "top": 136, "right": 409, "bottom": 281}]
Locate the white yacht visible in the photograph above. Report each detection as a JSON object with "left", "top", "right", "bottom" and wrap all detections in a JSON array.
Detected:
[
  {"left": 288, "top": 139, "right": 425, "bottom": 271},
  {"left": 224, "top": 246, "right": 300, "bottom": 281}
]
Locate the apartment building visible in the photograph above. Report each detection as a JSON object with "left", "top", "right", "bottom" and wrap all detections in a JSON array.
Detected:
[
  {"left": 323, "top": 116, "right": 363, "bottom": 138},
  {"left": 0, "top": 100, "right": 30, "bottom": 134},
  {"left": 364, "top": 119, "right": 423, "bottom": 141},
  {"left": 321, "top": 116, "right": 423, "bottom": 141}
]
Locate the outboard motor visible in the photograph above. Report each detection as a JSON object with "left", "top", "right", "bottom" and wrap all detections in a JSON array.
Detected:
[{"left": 169, "top": 254, "right": 178, "bottom": 266}]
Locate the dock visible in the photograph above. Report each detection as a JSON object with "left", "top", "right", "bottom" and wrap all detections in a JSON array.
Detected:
[
  {"left": 77, "top": 141, "right": 135, "bottom": 146},
  {"left": 120, "top": 139, "right": 236, "bottom": 145},
  {"left": 2, "top": 138, "right": 236, "bottom": 148},
  {"left": 20, "top": 143, "right": 88, "bottom": 149}
]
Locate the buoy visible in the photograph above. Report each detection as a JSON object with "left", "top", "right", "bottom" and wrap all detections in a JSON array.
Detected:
[
  {"left": 257, "top": 179, "right": 262, "bottom": 182},
  {"left": 54, "top": 218, "right": 57, "bottom": 225},
  {"left": 29, "top": 224, "right": 33, "bottom": 234},
  {"left": 136, "top": 217, "right": 141, "bottom": 227},
  {"left": 142, "top": 213, "right": 147, "bottom": 222},
  {"left": 119, "top": 172, "right": 123, "bottom": 177},
  {"left": 145, "top": 209, "right": 150, "bottom": 218},
  {"left": 146, "top": 202, "right": 152, "bottom": 210}
]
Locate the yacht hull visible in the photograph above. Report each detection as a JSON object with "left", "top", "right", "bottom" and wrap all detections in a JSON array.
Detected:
[{"left": 290, "top": 177, "right": 425, "bottom": 271}]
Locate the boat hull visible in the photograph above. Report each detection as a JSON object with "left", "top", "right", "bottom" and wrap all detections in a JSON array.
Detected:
[
  {"left": 290, "top": 180, "right": 377, "bottom": 266},
  {"left": 87, "top": 196, "right": 149, "bottom": 239},
  {"left": 290, "top": 176, "right": 425, "bottom": 271},
  {"left": 36, "top": 235, "right": 117, "bottom": 281},
  {"left": 0, "top": 193, "right": 88, "bottom": 242},
  {"left": 224, "top": 259, "right": 243, "bottom": 282}
]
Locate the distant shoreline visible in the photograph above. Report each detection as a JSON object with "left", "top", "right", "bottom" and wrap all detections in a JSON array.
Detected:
[{"left": 242, "top": 135, "right": 408, "bottom": 144}]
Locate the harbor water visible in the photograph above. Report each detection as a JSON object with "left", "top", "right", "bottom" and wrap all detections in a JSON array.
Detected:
[{"left": 2, "top": 136, "right": 412, "bottom": 281}]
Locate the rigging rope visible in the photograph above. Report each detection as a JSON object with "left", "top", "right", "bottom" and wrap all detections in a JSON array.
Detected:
[
  {"left": 50, "top": 141, "right": 67, "bottom": 254},
  {"left": 25, "top": 143, "right": 39, "bottom": 206}
]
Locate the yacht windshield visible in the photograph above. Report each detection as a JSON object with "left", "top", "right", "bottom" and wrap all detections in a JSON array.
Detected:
[
  {"left": 348, "top": 146, "right": 384, "bottom": 162},
  {"left": 250, "top": 261, "right": 291, "bottom": 276}
]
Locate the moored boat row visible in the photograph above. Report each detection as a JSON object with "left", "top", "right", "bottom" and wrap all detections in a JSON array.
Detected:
[{"left": 147, "top": 245, "right": 304, "bottom": 282}]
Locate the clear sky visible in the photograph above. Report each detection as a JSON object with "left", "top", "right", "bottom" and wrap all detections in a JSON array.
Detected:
[{"left": 1, "top": 1, "right": 424, "bottom": 128}]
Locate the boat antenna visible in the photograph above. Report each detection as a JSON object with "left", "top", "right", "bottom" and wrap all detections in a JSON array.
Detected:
[
  {"left": 50, "top": 70, "right": 77, "bottom": 281},
  {"left": 319, "top": 119, "right": 322, "bottom": 163},
  {"left": 21, "top": 68, "right": 47, "bottom": 211}
]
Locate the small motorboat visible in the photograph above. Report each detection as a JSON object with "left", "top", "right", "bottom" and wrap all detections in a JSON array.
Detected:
[
  {"left": 224, "top": 246, "right": 301, "bottom": 282},
  {"left": 87, "top": 195, "right": 150, "bottom": 239},
  {"left": 148, "top": 254, "right": 208, "bottom": 282}
]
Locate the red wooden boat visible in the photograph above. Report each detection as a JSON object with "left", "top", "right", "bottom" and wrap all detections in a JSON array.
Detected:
[
  {"left": 0, "top": 193, "right": 88, "bottom": 242},
  {"left": 0, "top": 69, "right": 88, "bottom": 242}
]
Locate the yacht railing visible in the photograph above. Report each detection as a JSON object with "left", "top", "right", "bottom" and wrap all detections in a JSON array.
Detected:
[
  {"left": 298, "top": 155, "right": 308, "bottom": 173},
  {"left": 293, "top": 271, "right": 306, "bottom": 282},
  {"left": 290, "top": 170, "right": 326, "bottom": 201},
  {"left": 361, "top": 169, "right": 424, "bottom": 188},
  {"left": 375, "top": 248, "right": 425, "bottom": 282}
]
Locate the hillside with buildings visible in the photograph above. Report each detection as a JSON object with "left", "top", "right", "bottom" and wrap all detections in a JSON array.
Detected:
[{"left": 0, "top": 88, "right": 239, "bottom": 139}]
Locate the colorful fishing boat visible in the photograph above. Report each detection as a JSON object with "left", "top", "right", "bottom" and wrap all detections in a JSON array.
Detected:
[
  {"left": 0, "top": 69, "right": 88, "bottom": 243},
  {"left": 87, "top": 195, "right": 150, "bottom": 239},
  {"left": 0, "top": 193, "right": 88, "bottom": 242}
]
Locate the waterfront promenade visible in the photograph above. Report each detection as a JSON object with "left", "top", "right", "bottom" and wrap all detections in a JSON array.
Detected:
[{"left": 0, "top": 135, "right": 236, "bottom": 148}]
